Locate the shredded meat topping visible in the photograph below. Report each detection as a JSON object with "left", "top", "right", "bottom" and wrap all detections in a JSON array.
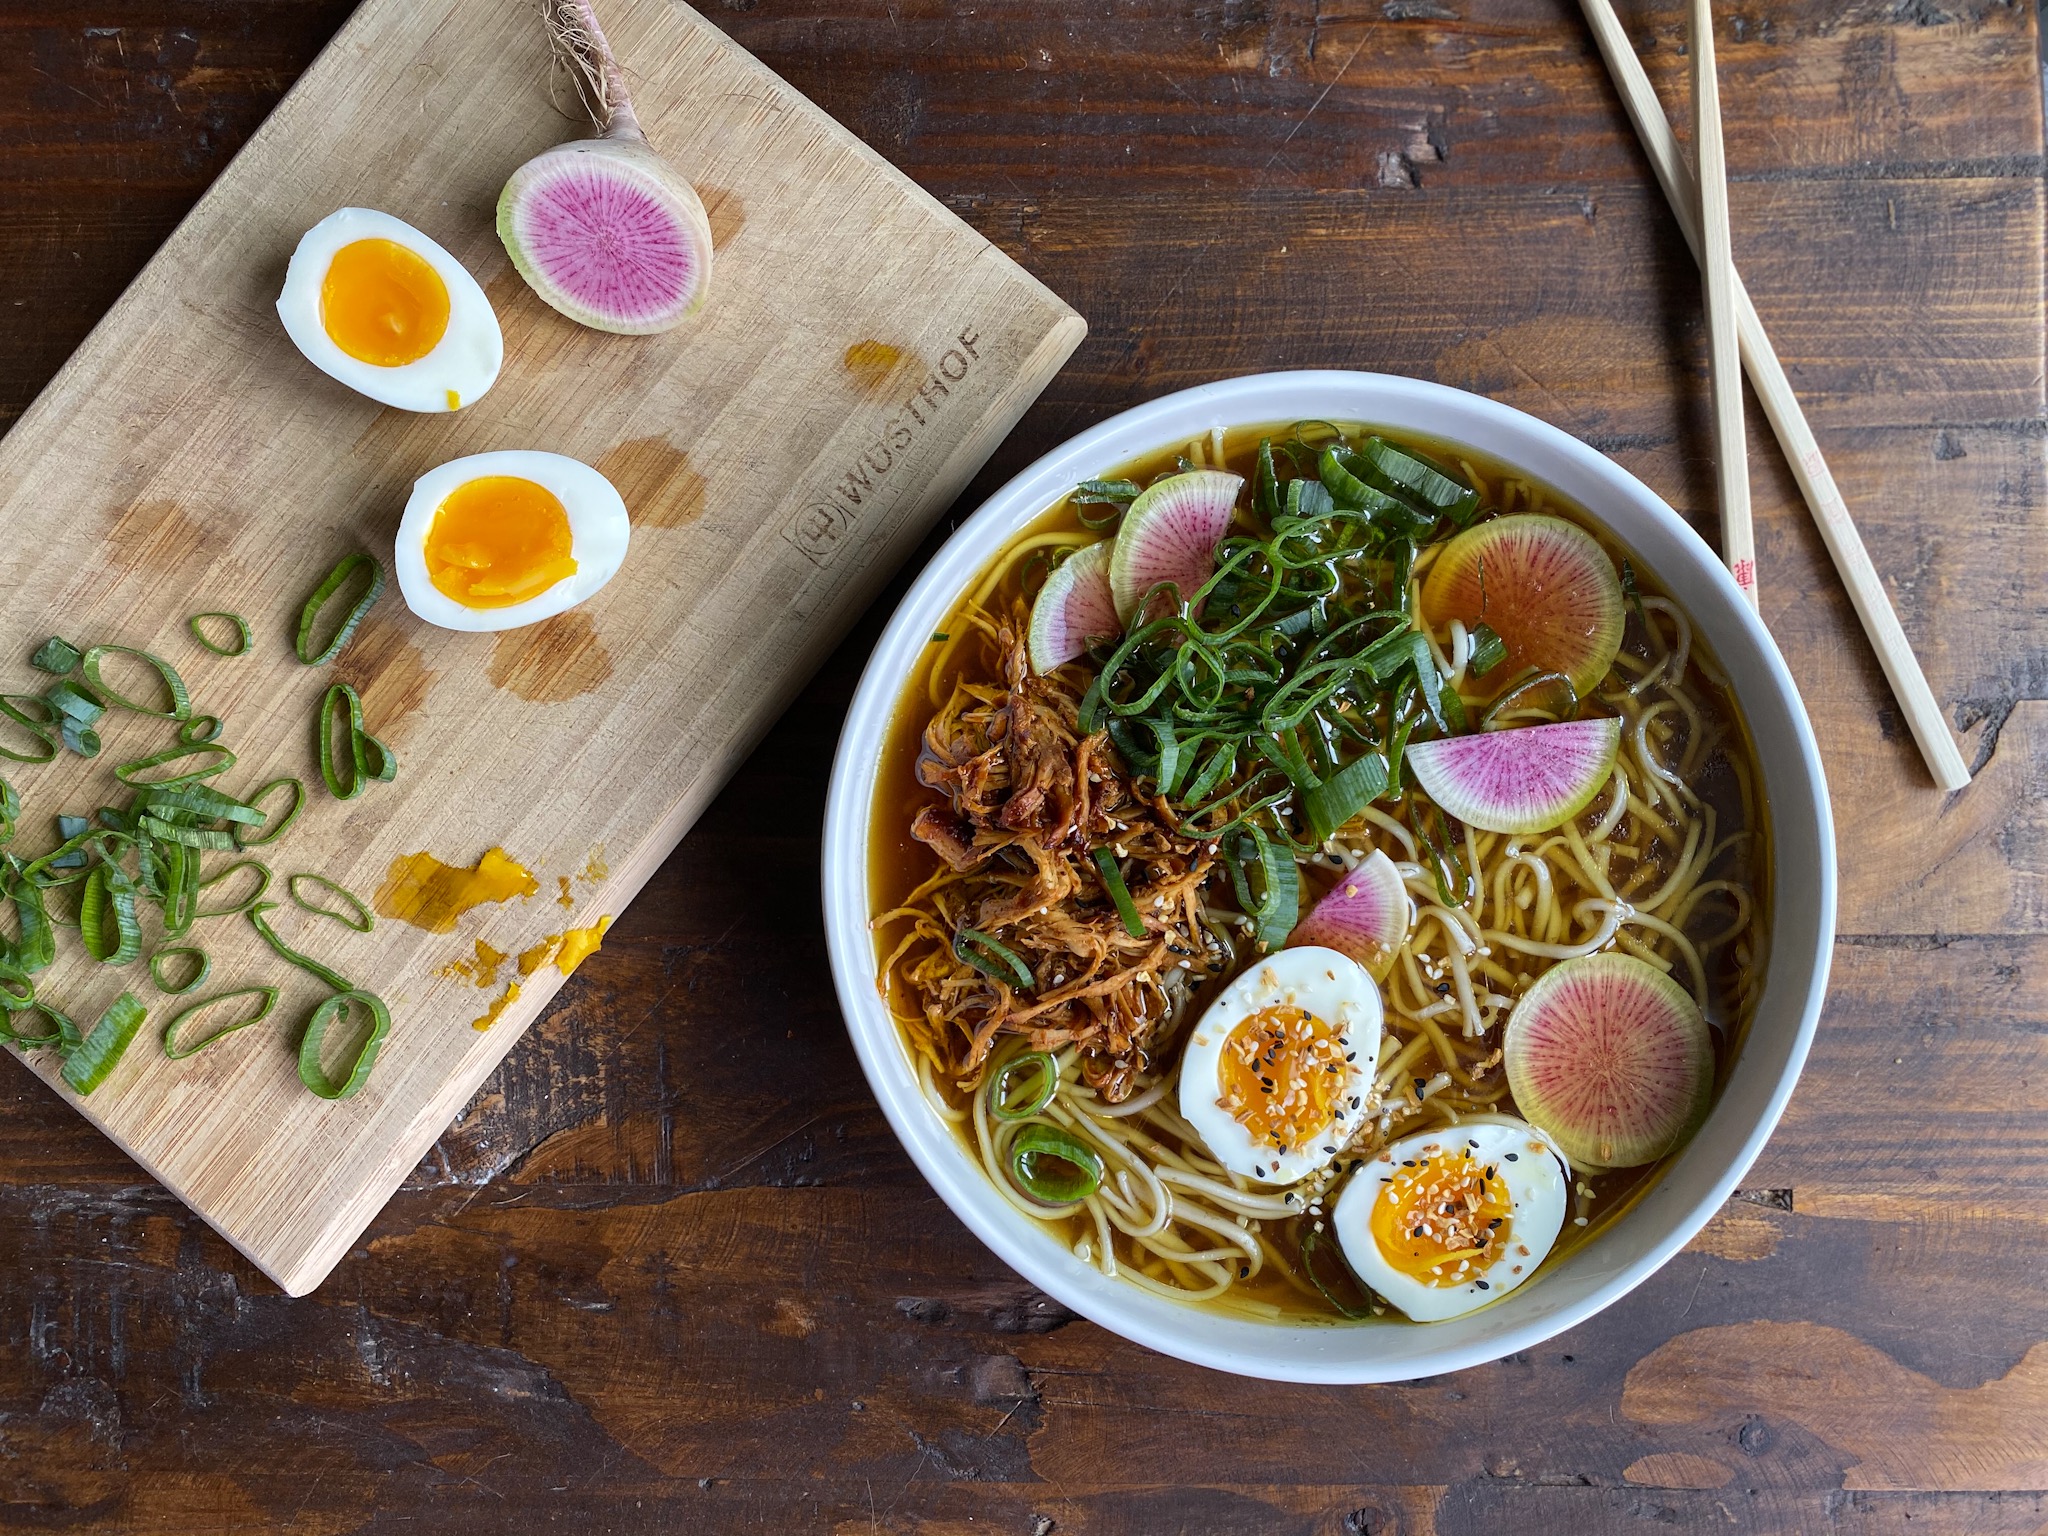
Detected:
[{"left": 895, "top": 602, "right": 1225, "bottom": 1100}]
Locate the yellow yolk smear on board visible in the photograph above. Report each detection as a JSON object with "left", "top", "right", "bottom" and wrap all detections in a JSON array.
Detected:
[
  {"left": 377, "top": 847, "right": 538, "bottom": 933},
  {"left": 425, "top": 476, "right": 578, "bottom": 609},
  {"left": 320, "top": 238, "right": 450, "bottom": 366}
]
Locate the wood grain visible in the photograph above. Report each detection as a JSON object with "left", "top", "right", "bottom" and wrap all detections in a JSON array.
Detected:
[
  {"left": 0, "top": 0, "right": 1081, "bottom": 1296},
  {"left": 0, "top": 0, "right": 2042, "bottom": 1530}
]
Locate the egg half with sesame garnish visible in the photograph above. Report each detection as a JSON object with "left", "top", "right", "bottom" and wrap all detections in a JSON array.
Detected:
[
  {"left": 1333, "top": 1119, "right": 1568, "bottom": 1321},
  {"left": 277, "top": 207, "right": 502, "bottom": 413},
  {"left": 1177, "top": 946, "right": 1382, "bottom": 1186}
]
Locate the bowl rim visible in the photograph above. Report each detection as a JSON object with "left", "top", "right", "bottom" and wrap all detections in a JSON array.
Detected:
[{"left": 822, "top": 369, "right": 1835, "bottom": 1382}]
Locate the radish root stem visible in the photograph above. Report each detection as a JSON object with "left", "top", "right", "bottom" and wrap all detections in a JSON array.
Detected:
[{"left": 544, "top": 0, "right": 642, "bottom": 139}]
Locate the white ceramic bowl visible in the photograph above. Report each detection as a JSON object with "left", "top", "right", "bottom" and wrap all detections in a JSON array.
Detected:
[{"left": 822, "top": 371, "right": 1834, "bottom": 1382}]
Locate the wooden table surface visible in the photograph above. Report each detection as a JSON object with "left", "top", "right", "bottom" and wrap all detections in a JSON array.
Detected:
[{"left": 2, "top": 2, "right": 2043, "bottom": 1531}]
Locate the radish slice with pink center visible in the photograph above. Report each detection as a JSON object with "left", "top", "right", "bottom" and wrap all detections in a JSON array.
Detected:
[
  {"left": 1287, "top": 849, "right": 1410, "bottom": 981},
  {"left": 1406, "top": 717, "right": 1620, "bottom": 835},
  {"left": 1503, "top": 952, "right": 1713, "bottom": 1168},
  {"left": 1027, "top": 541, "right": 1118, "bottom": 673},
  {"left": 1107, "top": 470, "right": 1242, "bottom": 624},
  {"left": 498, "top": 2, "right": 713, "bottom": 334}
]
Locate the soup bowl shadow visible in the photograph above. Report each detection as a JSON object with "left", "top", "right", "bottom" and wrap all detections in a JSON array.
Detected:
[{"left": 821, "top": 371, "right": 1834, "bottom": 1383}]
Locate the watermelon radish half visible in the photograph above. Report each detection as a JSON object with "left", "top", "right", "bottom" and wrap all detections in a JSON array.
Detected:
[
  {"left": 1027, "top": 541, "right": 1119, "bottom": 673},
  {"left": 498, "top": 2, "right": 714, "bottom": 334},
  {"left": 1420, "top": 515, "right": 1625, "bottom": 697},
  {"left": 1405, "top": 717, "right": 1619, "bottom": 835},
  {"left": 1287, "top": 849, "right": 1410, "bottom": 981},
  {"left": 1503, "top": 952, "right": 1713, "bottom": 1167},
  {"left": 1107, "top": 470, "right": 1242, "bottom": 624}
]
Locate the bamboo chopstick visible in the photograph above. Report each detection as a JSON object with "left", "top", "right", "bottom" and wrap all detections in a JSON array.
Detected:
[
  {"left": 1689, "top": 0, "right": 1756, "bottom": 612},
  {"left": 1576, "top": 0, "right": 1973, "bottom": 791}
]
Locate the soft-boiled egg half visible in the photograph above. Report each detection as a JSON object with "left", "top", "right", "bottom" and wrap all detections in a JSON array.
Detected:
[
  {"left": 277, "top": 208, "right": 502, "bottom": 412},
  {"left": 395, "top": 451, "right": 630, "bottom": 632},
  {"left": 1333, "top": 1119, "right": 1568, "bottom": 1321},
  {"left": 1177, "top": 946, "right": 1381, "bottom": 1185}
]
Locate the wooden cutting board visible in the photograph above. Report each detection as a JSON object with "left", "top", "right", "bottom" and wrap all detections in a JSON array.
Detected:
[{"left": 0, "top": 0, "right": 1082, "bottom": 1294}]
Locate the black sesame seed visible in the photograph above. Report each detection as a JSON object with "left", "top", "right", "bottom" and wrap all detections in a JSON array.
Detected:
[
  {"left": 1505, "top": 1152, "right": 1519, "bottom": 1161},
  {"left": 1475, "top": 1279, "right": 1490, "bottom": 1290}
]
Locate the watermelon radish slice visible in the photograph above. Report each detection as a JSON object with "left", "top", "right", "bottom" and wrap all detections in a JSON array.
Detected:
[
  {"left": 1503, "top": 953, "right": 1713, "bottom": 1167},
  {"left": 1420, "top": 515, "right": 1625, "bottom": 697},
  {"left": 1287, "top": 849, "right": 1410, "bottom": 981},
  {"left": 1406, "top": 717, "right": 1620, "bottom": 835},
  {"left": 1108, "top": 470, "right": 1242, "bottom": 623},
  {"left": 1027, "top": 541, "right": 1119, "bottom": 673},
  {"left": 498, "top": 2, "right": 714, "bottom": 334}
]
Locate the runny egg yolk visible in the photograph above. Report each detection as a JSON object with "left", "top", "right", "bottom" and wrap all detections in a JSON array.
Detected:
[
  {"left": 425, "top": 476, "right": 579, "bottom": 609},
  {"left": 320, "top": 238, "right": 451, "bottom": 367},
  {"left": 1368, "top": 1146, "right": 1516, "bottom": 1286},
  {"left": 1217, "top": 1004, "right": 1347, "bottom": 1155}
]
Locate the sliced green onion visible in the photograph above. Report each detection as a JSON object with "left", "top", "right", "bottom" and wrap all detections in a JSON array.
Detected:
[
  {"left": 1481, "top": 671, "right": 1579, "bottom": 730},
  {"left": 1299, "top": 1225, "right": 1376, "bottom": 1319},
  {"left": 355, "top": 730, "right": 397, "bottom": 783},
  {"left": 193, "top": 859, "right": 271, "bottom": 919},
  {"left": 987, "top": 1051, "right": 1059, "bottom": 1122},
  {"left": 1467, "top": 622, "right": 1506, "bottom": 678},
  {"left": 135, "top": 783, "right": 264, "bottom": 826},
  {"left": 59, "top": 992, "right": 147, "bottom": 1095},
  {"left": 1254, "top": 438, "right": 1280, "bottom": 519},
  {"left": 287, "top": 872, "right": 373, "bottom": 933},
  {"left": 187, "top": 612, "right": 252, "bottom": 657},
  {"left": 79, "top": 866, "right": 142, "bottom": 964},
  {"left": 297, "top": 989, "right": 391, "bottom": 1099},
  {"left": 1072, "top": 478, "right": 1141, "bottom": 506},
  {"left": 162, "top": 986, "right": 277, "bottom": 1060},
  {"left": 81, "top": 645, "right": 191, "bottom": 719},
  {"left": 295, "top": 553, "right": 384, "bottom": 665},
  {"left": 234, "top": 778, "right": 304, "bottom": 848},
  {"left": 29, "top": 637, "right": 81, "bottom": 675},
  {"left": 46, "top": 816, "right": 93, "bottom": 872},
  {"left": 0, "top": 967, "right": 34, "bottom": 1011},
  {"left": 1091, "top": 848, "right": 1147, "bottom": 939},
  {"left": 1359, "top": 437, "right": 1481, "bottom": 525},
  {"left": 44, "top": 679, "right": 104, "bottom": 726},
  {"left": 149, "top": 945, "right": 211, "bottom": 995},
  {"left": 58, "top": 718, "right": 101, "bottom": 758},
  {"left": 0, "top": 1002, "right": 68, "bottom": 1049},
  {"left": 1004, "top": 1122, "right": 1104, "bottom": 1206},
  {"left": 247, "top": 900, "right": 354, "bottom": 992},
  {"left": 1303, "top": 751, "right": 1390, "bottom": 844},
  {"left": 1234, "top": 826, "right": 1300, "bottom": 954},
  {"left": 114, "top": 741, "right": 233, "bottom": 787},
  {"left": 5, "top": 875, "right": 54, "bottom": 973},
  {"left": 317, "top": 683, "right": 365, "bottom": 799},
  {"left": 0, "top": 696, "right": 57, "bottom": 764},
  {"left": 0, "top": 778, "right": 17, "bottom": 843},
  {"left": 137, "top": 814, "right": 236, "bottom": 850},
  {"left": 178, "top": 714, "right": 222, "bottom": 745},
  {"left": 159, "top": 840, "right": 197, "bottom": 938},
  {"left": 953, "top": 926, "right": 1033, "bottom": 992}
]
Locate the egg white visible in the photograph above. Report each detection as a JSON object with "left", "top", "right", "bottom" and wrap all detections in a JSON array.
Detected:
[
  {"left": 394, "top": 450, "right": 631, "bottom": 633},
  {"left": 1176, "top": 945, "right": 1382, "bottom": 1186},
  {"left": 277, "top": 207, "right": 502, "bottom": 413},
  {"left": 1333, "top": 1119, "right": 1567, "bottom": 1322}
]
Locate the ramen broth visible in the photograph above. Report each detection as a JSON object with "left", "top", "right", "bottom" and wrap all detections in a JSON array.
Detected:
[{"left": 871, "top": 422, "right": 1770, "bottom": 1323}]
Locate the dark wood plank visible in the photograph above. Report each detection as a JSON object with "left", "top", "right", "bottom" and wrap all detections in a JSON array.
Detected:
[{"left": 0, "top": 0, "right": 2042, "bottom": 1530}]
